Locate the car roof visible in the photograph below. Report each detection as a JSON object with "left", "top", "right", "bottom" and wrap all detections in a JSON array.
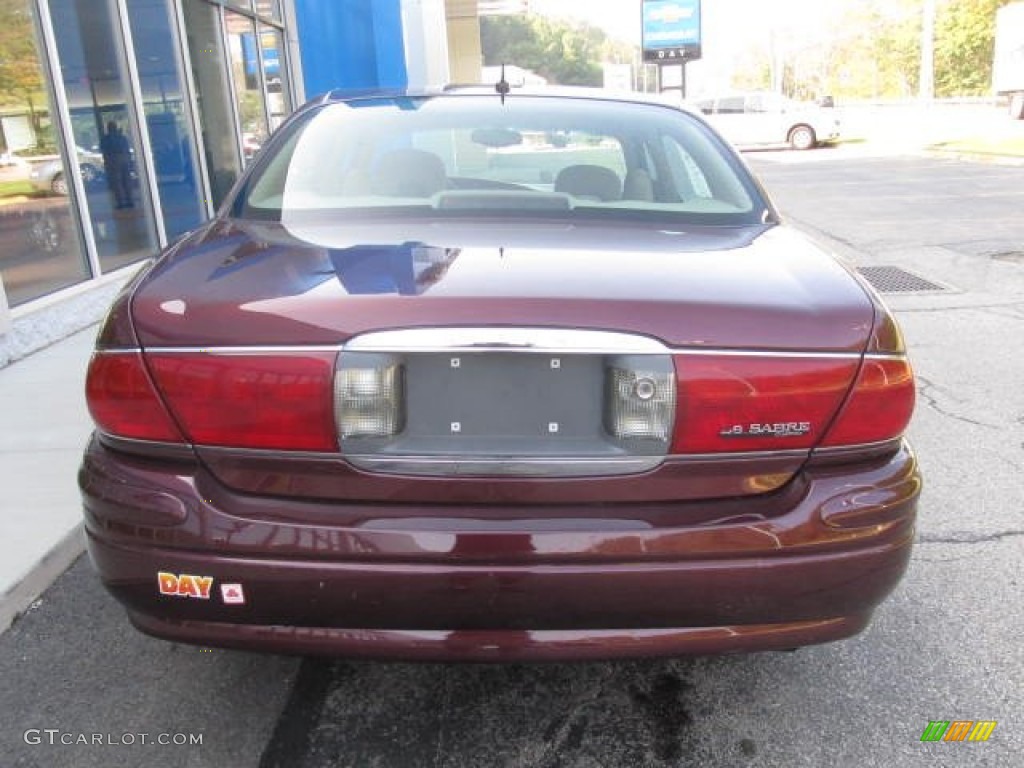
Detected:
[{"left": 317, "top": 84, "right": 703, "bottom": 118}]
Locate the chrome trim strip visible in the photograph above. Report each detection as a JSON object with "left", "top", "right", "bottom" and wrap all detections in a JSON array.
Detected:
[
  {"left": 96, "top": 432, "right": 197, "bottom": 462},
  {"left": 671, "top": 349, "right": 863, "bottom": 360},
  {"left": 344, "top": 456, "right": 661, "bottom": 466},
  {"left": 135, "top": 343, "right": 900, "bottom": 362},
  {"left": 665, "top": 449, "right": 809, "bottom": 462},
  {"left": 107, "top": 439, "right": 895, "bottom": 466},
  {"left": 194, "top": 446, "right": 810, "bottom": 464},
  {"left": 158, "top": 442, "right": 903, "bottom": 462},
  {"left": 197, "top": 446, "right": 345, "bottom": 461},
  {"left": 142, "top": 346, "right": 340, "bottom": 355},
  {"left": 810, "top": 438, "right": 904, "bottom": 457},
  {"left": 344, "top": 455, "right": 665, "bottom": 478},
  {"left": 863, "top": 353, "right": 909, "bottom": 362},
  {"left": 344, "top": 328, "right": 670, "bottom": 355}
]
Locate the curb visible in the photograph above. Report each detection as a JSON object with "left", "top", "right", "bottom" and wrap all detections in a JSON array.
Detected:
[
  {"left": 0, "top": 523, "right": 85, "bottom": 634},
  {"left": 925, "top": 147, "right": 1024, "bottom": 166}
]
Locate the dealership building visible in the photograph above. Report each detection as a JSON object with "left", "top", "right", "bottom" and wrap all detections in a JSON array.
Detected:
[{"left": 0, "top": 0, "right": 488, "bottom": 363}]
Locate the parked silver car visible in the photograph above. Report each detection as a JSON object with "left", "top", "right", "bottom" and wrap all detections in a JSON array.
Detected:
[
  {"left": 28, "top": 147, "right": 104, "bottom": 195},
  {"left": 693, "top": 92, "right": 841, "bottom": 150}
]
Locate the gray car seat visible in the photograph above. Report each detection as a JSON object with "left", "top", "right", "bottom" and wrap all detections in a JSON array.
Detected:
[{"left": 554, "top": 164, "right": 622, "bottom": 202}]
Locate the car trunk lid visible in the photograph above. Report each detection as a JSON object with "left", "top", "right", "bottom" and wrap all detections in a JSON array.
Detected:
[{"left": 131, "top": 219, "right": 878, "bottom": 505}]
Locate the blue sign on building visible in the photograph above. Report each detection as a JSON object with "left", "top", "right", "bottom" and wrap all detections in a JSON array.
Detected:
[
  {"left": 293, "top": 0, "right": 408, "bottom": 95},
  {"left": 642, "top": 0, "right": 702, "bottom": 62},
  {"left": 241, "top": 33, "right": 281, "bottom": 78}
]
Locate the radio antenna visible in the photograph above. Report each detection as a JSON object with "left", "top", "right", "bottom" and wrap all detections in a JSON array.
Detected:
[{"left": 495, "top": 63, "right": 511, "bottom": 105}]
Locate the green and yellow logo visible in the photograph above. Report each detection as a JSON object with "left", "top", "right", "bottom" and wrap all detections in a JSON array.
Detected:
[{"left": 921, "top": 721, "right": 997, "bottom": 743}]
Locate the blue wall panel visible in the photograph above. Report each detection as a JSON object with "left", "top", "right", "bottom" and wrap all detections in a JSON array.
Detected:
[{"left": 293, "top": 0, "right": 408, "bottom": 97}]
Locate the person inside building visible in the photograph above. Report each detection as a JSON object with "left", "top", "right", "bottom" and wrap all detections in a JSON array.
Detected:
[{"left": 100, "top": 121, "right": 133, "bottom": 209}]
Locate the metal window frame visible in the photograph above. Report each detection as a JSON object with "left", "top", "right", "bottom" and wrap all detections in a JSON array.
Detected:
[
  {"left": 176, "top": 0, "right": 298, "bottom": 208},
  {"left": 168, "top": 0, "right": 216, "bottom": 220},
  {"left": 32, "top": 0, "right": 102, "bottom": 280},
  {"left": 219, "top": 0, "right": 294, "bottom": 158},
  {"left": 257, "top": 22, "right": 295, "bottom": 126},
  {"left": 251, "top": 19, "right": 273, "bottom": 133},
  {"left": 218, "top": 4, "right": 248, "bottom": 172},
  {"left": 113, "top": 0, "right": 169, "bottom": 247},
  {"left": 280, "top": 0, "right": 304, "bottom": 105}
]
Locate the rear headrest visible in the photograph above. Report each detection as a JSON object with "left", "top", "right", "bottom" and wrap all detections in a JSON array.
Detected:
[
  {"left": 554, "top": 164, "right": 622, "bottom": 202},
  {"left": 371, "top": 149, "right": 447, "bottom": 197},
  {"left": 623, "top": 168, "right": 655, "bottom": 201}
]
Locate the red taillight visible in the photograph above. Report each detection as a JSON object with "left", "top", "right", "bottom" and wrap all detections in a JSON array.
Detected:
[
  {"left": 671, "top": 355, "right": 860, "bottom": 454},
  {"left": 86, "top": 352, "right": 185, "bottom": 443},
  {"left": 146, "top": 352, "right": 337, "bottom": 451},
  {"left": 821, "top": 357, "right": 915, "bottom": 447}
]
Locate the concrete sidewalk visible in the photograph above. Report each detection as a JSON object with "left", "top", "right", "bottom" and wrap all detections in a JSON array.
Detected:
[{"left": 0, "top": 326, "right": 97, "bottom": 632}]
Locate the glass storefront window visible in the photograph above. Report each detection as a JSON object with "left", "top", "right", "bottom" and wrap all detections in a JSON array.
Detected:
[
  {"left": 259, "top": 25, "right": 291, "bottom": 131},
  {"left": 255, "top": 1, "right": 282, "bottom": 22},
  {"left": 182, "top": 2, "right": 292, "bottom": 209},
  {"left": 2, "top": 0, "right": 297, "bottom": 309},
  {"left": 48, "top": 0, "right": 159, "bottom": 274},
  {"left": 225, "top": 10, "right": 270, "bottom": 164},
  {"left": 0, "top": 0, "right": 91, "bottom": 306},
  {"left": 125, "top": 0, "right": 206, "bottom": 240},
  {"left": 182, "top": 0, "right": 243, "bottom": 209}
]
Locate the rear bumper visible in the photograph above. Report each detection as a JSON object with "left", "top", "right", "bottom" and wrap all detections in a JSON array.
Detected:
[
  {"left": 126, "top": 614, "right": 872, "bottom": 662},
  {"left": 81, "top": 437, "right": 919, "bottom": 659}
]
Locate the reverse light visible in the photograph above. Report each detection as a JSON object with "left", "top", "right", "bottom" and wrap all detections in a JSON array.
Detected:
[
  {"left": 604, "top": 358, "right": 676, "bottom": 445},
  {"left": 335, "top": 359, "right": 405, "bottom": 439}
]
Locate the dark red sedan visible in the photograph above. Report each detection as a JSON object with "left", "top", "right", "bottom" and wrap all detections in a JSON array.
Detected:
[{"left": 80, "top": 88, "right": 919, "bottom": 661}]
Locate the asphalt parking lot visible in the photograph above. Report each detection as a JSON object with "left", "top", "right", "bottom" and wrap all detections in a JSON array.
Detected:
[{"left": 1, "top": 149, "right": 1021, "bottom": 768}]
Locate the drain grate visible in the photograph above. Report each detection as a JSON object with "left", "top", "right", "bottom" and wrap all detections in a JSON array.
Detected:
[{"left": 857, "top": 266, "right": 948, "bottom": 293}]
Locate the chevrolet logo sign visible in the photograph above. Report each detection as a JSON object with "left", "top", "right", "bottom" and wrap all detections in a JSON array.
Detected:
[{"left": 648, "top": 6, "right": 696, "bottom": 24}]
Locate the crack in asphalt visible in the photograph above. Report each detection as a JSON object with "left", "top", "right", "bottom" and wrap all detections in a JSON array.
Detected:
[
  {"left": 431, "top": 672, "right": 452, "bottom": 768},
  {"left": 1001, "top": 455, "right": 1024, "bottom": 473},
  {"left": 916, "top": 376, "right": 1001, "bottom": 430},
  {"left": 533, "top": 668, "right": 615, "bottom": 768},
  {"left": 895, "top": 302, "right": 1024, "bottom": 314},
  {"left": 977, "top": 306, "right": 1024, "bottom": 322},
  {"left": 918, "top": 530, "right": 1024, "bottom": 546},
  {"left": 911, "top": 555, "right": 974, "bottom": 564}
]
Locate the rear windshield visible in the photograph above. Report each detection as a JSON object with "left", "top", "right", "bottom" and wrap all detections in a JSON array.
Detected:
[{"left": 238, "top": 94, "right": 768, "bottom": 227}]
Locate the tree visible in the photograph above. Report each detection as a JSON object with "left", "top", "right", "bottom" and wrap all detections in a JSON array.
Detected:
[
  {"left": 0, "top": 0, "right": 47, "bottom": 149},
  {"left": 828, "top": 0, "right": 921, "bottom": 100},
  {"left": 724, "top": 0, "right": 924, "bottom": 100},
  {"left": 729, "top": 0, "right": 1016, "bottom": 101},
  {"left": 0, "top": 2, "right": 43, "bottom": 107},
  {"left": 934, "top": 0, "right": 1015, "bottom": 96},
  {"left": 480, "top": 15, "right": 606, "bottom": 86}
]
